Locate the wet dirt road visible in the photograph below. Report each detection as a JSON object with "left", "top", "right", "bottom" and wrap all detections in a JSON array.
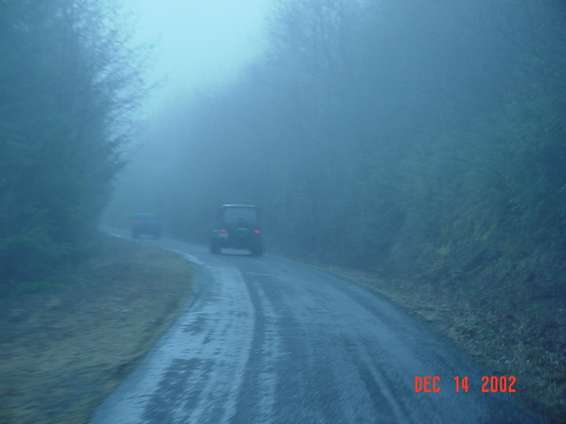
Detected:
[{"left": 91, "top": 233, "right": 542, "bottom": 423}]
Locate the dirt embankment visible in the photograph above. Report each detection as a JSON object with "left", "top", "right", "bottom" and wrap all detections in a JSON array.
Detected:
[{"left": 0, "top": 236, "right": 193, "bottom": 424}]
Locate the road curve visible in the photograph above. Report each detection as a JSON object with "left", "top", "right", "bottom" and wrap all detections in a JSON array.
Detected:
[{"left": 91, "top": 233, "right": 542, "bottom": 424}]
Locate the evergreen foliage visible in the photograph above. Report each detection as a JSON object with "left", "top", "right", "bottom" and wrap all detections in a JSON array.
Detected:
[{"left": 0, "top": 0, "right": 143, "bottom": 283}]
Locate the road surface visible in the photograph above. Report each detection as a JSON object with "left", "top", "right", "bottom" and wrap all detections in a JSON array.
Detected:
[{"left": 91, "top": 232, "right": 542, "bottom": 423}]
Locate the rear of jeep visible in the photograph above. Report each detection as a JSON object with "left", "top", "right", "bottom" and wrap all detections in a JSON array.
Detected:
[{"left": 209, "top": 204, "right": 263, "bottom": 256}]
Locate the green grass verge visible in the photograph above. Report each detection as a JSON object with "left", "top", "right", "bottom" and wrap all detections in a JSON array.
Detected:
[{"left": 0, "top": 236, "right": 193, "bottom": 424}]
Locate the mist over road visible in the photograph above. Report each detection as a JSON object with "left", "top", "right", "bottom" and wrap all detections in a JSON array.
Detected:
[{"left": 91, "top": 232, "right": 541, "bottom": 424}]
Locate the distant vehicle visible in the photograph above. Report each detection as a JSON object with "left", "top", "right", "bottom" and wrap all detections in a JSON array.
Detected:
[
  {"left": 210, "top": 204, "right": 263, "bottom": 256},
  {"left": 130, "top": 213, "right": 162, "bottom": 239}
]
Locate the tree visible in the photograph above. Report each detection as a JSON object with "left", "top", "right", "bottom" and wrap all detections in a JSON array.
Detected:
[{"left": 0, "top": 0, "right": 145, "bottom": 283}]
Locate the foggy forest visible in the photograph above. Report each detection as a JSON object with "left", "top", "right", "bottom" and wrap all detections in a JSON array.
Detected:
[{"left": 1, "top": 0, "right": 565, "bottom": 423}]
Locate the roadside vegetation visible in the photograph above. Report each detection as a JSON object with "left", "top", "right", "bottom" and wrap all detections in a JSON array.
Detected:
[
  {"left": 0, "top": 236, "right": 193, "bottom": 424},
  {"left": 107, "top": 1, "right": 565, "bottom": 420},
  {"left": 0, "top": 1, "right": 146, "bottom": 284}
]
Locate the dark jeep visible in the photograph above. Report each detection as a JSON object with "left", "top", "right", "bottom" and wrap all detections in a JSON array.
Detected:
[{"left": 209, "top": 204, "right": 263, "bottom": 256}]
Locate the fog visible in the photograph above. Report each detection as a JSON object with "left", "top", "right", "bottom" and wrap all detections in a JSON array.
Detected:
[
  {"left": 123, "top": 0, "right": 276, "bottom": 113},
  {"left": 2, "top": 0, "right": 565, "bottom": 420},
  {"left": 105, "top": 0, "right": 278, "bottom": 226},
  {"left": 107, "top": 0, "right": 566, "bottom": 269}
]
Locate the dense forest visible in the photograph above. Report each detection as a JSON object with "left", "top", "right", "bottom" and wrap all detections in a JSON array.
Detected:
[
  {"left": 3, "top": 0, "right": 564, "bottom": 295},
  {"left": 111, "top": 0, "right": 566, "bottom": 285},
  {"left": 2, "top": 0, "right": 564, "bottom": 417},
  {"left": 0, "top": 1, "right": 143, "bottom": 283}
]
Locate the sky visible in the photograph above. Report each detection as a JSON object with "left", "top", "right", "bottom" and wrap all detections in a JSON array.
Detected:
[{"left": 122, "top": 0, "right": 279, "bottom": 114}]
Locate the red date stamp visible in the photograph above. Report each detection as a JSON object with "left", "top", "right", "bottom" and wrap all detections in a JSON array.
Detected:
[{"left": 414, "top": 375, "right": 517, "bottom": 393}]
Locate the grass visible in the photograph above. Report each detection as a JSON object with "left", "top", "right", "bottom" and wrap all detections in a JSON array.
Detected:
[
  {"left": 0, "top": 236, "right": 193, "bottom": 424},
  {"left": 319, "top": 264, "right": 565, "bottom": 423}
]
